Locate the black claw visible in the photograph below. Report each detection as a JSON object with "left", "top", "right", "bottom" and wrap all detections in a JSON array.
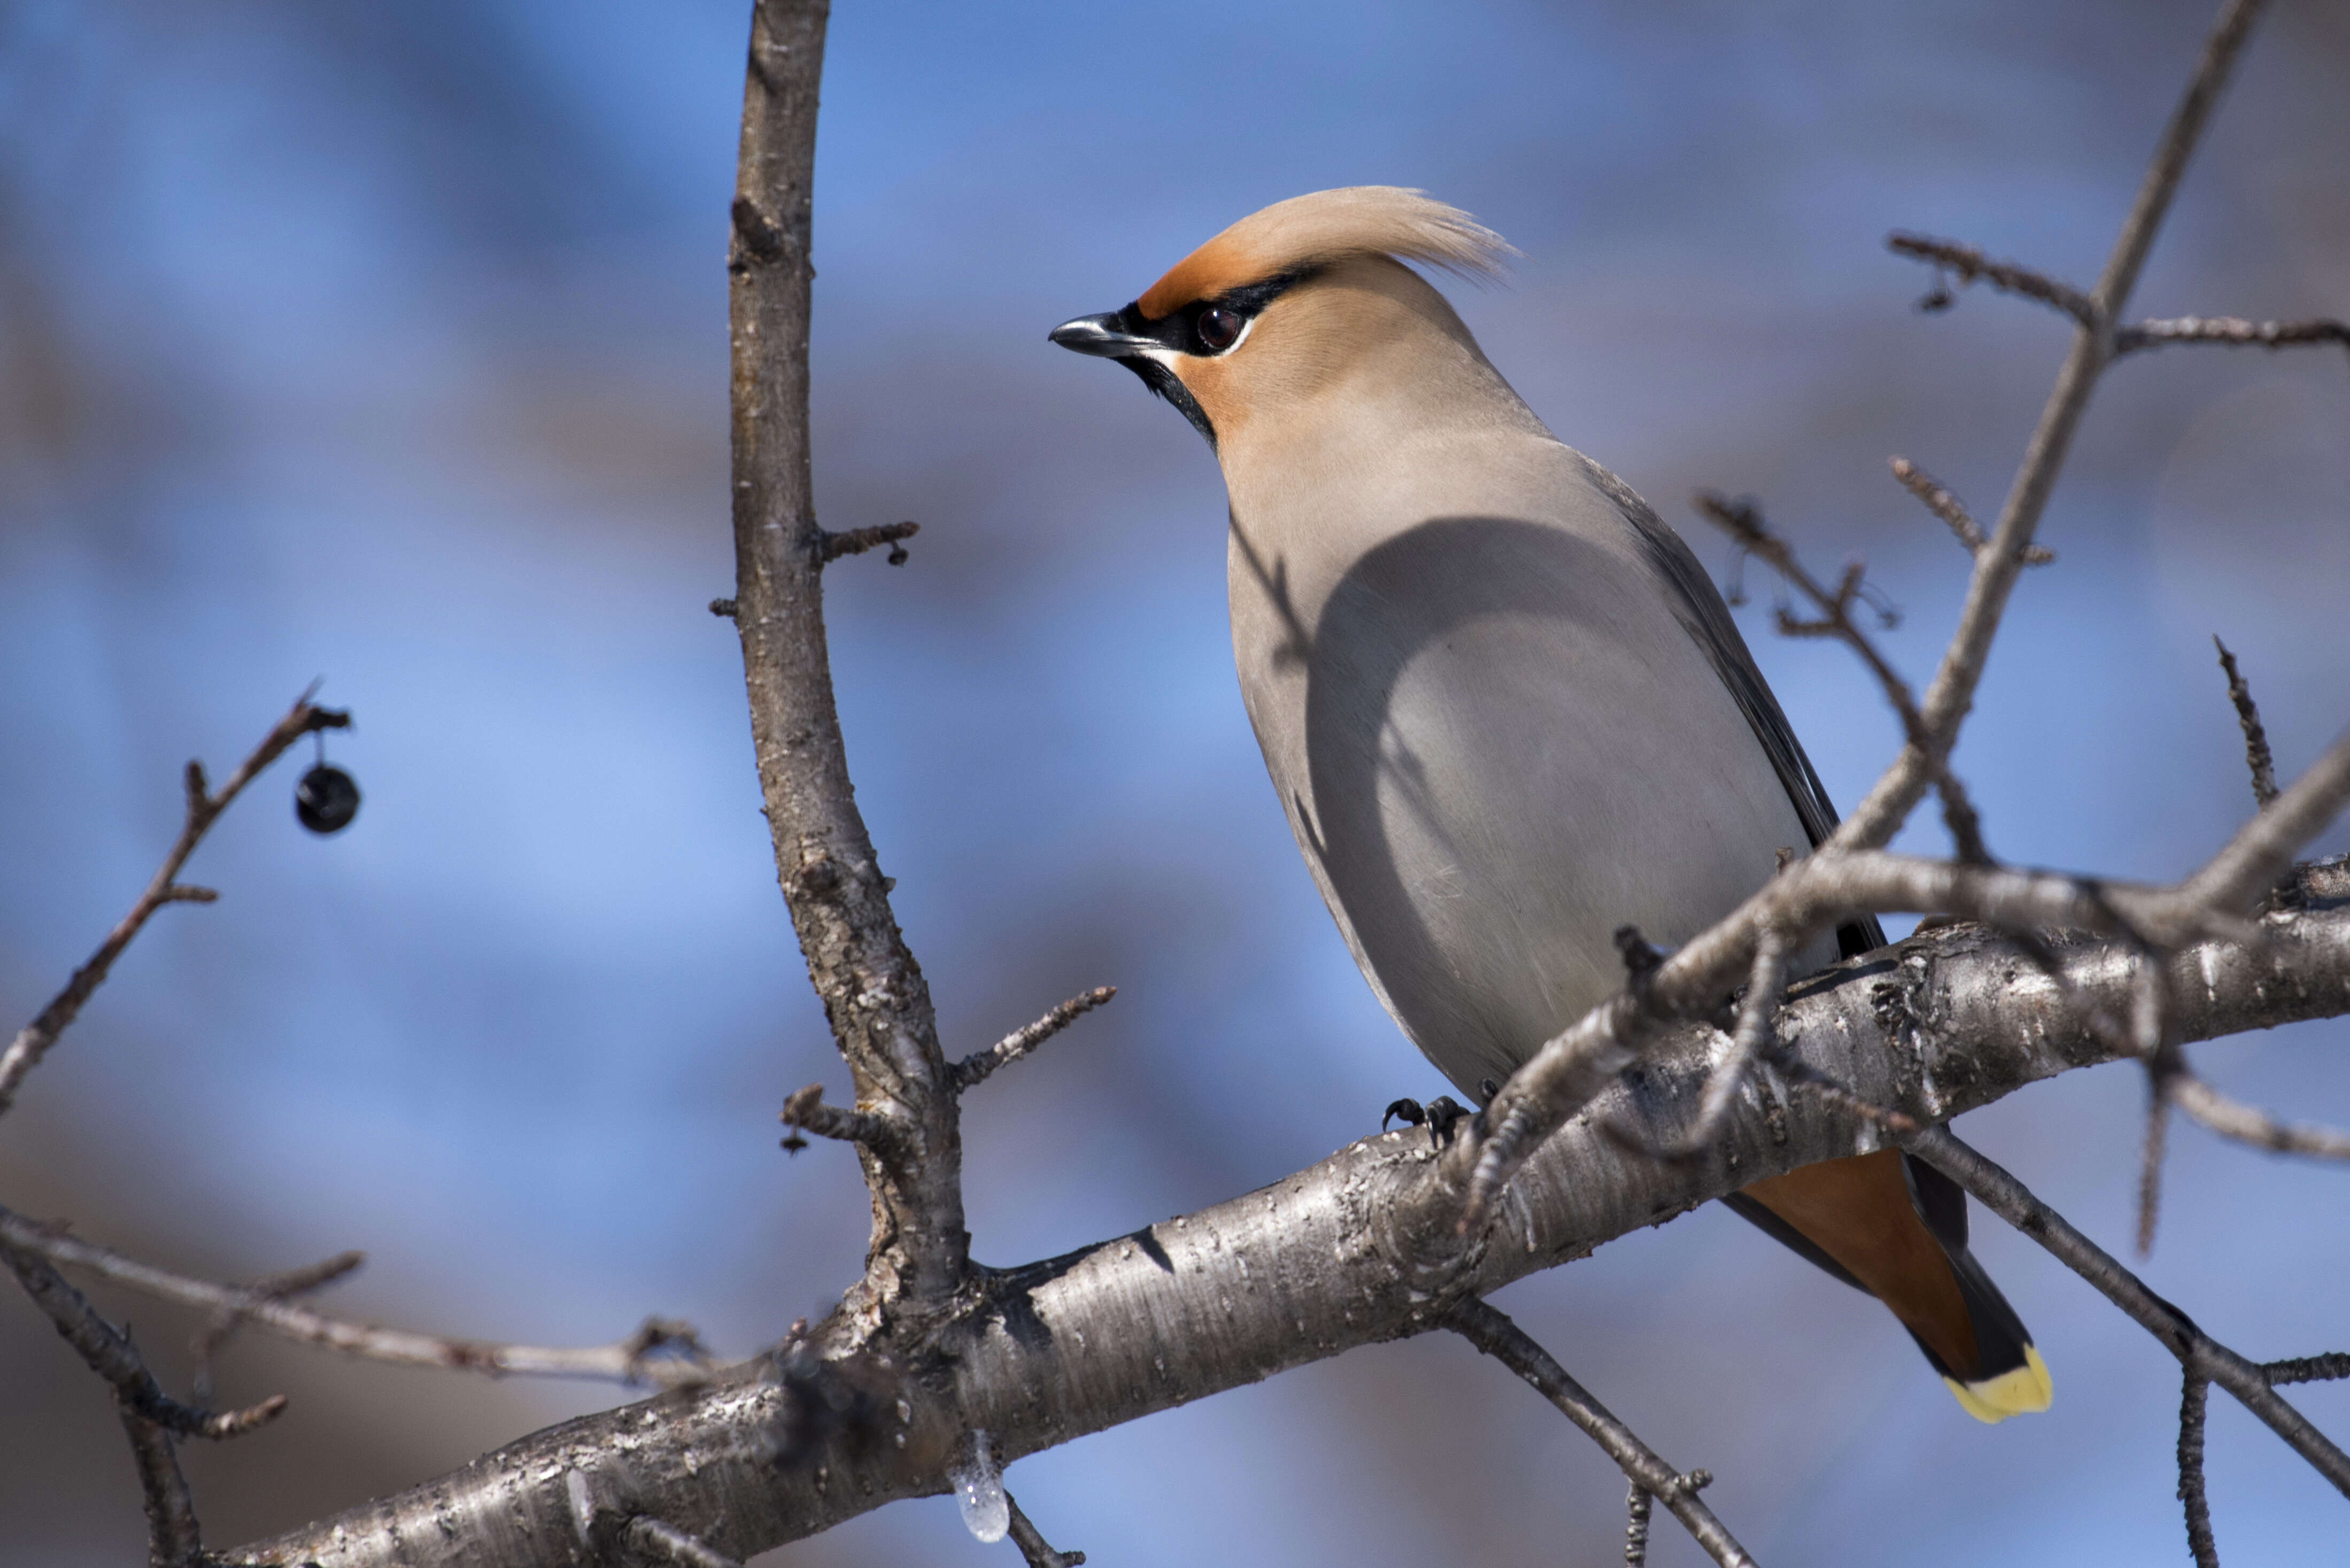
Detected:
[
  {"left": 1383, "top": 1098, "right": 1427, "bottom": 1132},
  {"left": 1424, "top": 1096, "right": 1471, "bottom": 1148}
]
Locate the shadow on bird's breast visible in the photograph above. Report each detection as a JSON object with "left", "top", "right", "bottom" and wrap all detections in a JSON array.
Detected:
[{"left": 1301, "top": 516, "right": 1643, "bottom": 1086}]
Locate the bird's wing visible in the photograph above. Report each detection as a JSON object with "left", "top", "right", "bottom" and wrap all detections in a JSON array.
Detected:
[{"left": 1579, "top": 458, "right": 1888, "bottom": 958}]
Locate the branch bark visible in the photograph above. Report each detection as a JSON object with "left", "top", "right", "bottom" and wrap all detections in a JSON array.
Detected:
[
  {"left": 225, "top": 859, "right": 2350, "bottom": 1565},
  {"left": 726, "top": 0, "right": 971, "bottom": 1318}
]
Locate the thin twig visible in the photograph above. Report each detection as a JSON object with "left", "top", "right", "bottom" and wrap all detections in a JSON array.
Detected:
[
  {"left": 2213, "top": 637, "right": 2278, "bottom": 808},
  {"left": 1449, "top": 1299, "right": 1755, "bottom": 1568},
  {"left": 1832, "top": 0, "right": 2270, "bottom": 855},
  {"left": 191, "top": 1248, "right": 366, "bottom": 1399},
  {"left": 1005, "top": 1490, "right": 1088, "bottom": 1568},
  {"left": 952, "top": 986, "right": 1117, "bottom": 1092},
  {"left": 118, "top": 1406, "right": 204, "bottom": 1568},
  {"left": 0, "top": 693, "right": 352, "bottom": 1118},
  {"left": 2178, "top": 1372, "right": 2218, "bottom": 1568},
  {"left": 1625, "top": 1481, "right": 1654, "bottom": 1568},
  {"left": 0, "top": 1206, "right": 716, "bottom": 1387},
  {"left": 1887, "top": 233, "right": 2098, "bottom": 326},
  {"left": 2117, "top": 314, "right": 2350, "bottom": 360},
  {"left": 1, "top": 1239, "right": 289, "bottom": 1439},
  {"left": 1651, "top": 931, "right": 1789, "bottom": 1158},
  {"left": 1888, "top": 457, "right": 2054, "bottom": 565},
  {"left": 2265, "top": 1354, "right": 2350, "bottom": 1386},
  {"left": 779, "top": 1083, "right": 897, "bottom": 1153},
  {"left": 817, "top": 520, "right": 919, "bottom": 565},
  {"left": 625, "top": 1516, "right": 745, "bottom": 1568},
  {"left": 1695, "top": 493, "right": 1992, "bottom": 864},
  {"left": 1904, "top": 1125, "right": 2350, "bottom": 1496},
  {"left": 2138, "top": 1073, "right": 2174, "bottom": 1259},
  {"left": 2170, "top": 1073, "right": 2350, "bottom": 1162}
]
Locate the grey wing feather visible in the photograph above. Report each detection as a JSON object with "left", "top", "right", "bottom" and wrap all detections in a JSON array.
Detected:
[{"left": 1583, "top": 460, "right": 1888, "bottom": 957}]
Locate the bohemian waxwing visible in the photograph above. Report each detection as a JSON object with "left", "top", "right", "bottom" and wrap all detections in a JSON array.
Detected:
[{"left": 1051, "top": 187, "right": 2050, "bottom": 1423}]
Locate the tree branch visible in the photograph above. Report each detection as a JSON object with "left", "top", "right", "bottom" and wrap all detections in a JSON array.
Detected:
[
  {"left": 1903, "top": 1125, "right": 2350, "bottom": 1494},
  {"left": 1449, "top": 1298, "right": 1754, "bottom": 1568},
  {"left": 1456, "top": 728, "right": 2349, "bottom": 1224},
  {"left": 0, "top": 692, "right": 352, "bottom": 1118},
  {"left": 1004, "top": 1492, "right": 1086, "bottom": 1568},
  {"left": 1836, "top": 0, "right": 2267, "bottom": 852},
  {"left": 2213, "top": 637, "right": 2279, "bottom": 809},
  {"left": 1888, "top": 457, "right": 2054, "bottom": 566},
  {"left": 952, "top": 986, "right": 1116, "bottom": 1093},
  {"left": 727, "top": 0, "right": 974, "bottom": 1318},
  {"left": 225, "top": 860, "right": 2350, "bottom": 1565},
  {"left": 0, "top": 1206, "right": 715, "bottom": 1387}
]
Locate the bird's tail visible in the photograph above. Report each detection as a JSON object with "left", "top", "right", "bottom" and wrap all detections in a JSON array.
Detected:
[{"left": 1919, "top": 1242, "right": 2053, "bottom": 1423}]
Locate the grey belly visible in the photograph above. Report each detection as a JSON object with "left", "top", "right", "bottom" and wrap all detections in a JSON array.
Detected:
[{"left": 1266, "top": 515, "right": 1821, "bottom": 1098}]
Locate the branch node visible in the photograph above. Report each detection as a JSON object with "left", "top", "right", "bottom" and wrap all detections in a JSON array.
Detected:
[{"left": 709, "top": 597, "right": 739, "bottom": 619}]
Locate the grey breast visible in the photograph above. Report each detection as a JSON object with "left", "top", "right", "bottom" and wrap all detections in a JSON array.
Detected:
[{"left": 1231, "top": 442, "right": 1837, "bottom": 1100}]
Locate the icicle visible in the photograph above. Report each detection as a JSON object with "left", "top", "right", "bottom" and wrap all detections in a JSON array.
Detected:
[{"left": 948, "top": 1429, "right": 1008, "bottom": 1542}]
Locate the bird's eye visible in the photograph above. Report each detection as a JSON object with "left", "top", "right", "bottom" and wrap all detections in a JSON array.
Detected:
[{"left": 1196, "top": 306, "right": 1243, "bottom": 352}]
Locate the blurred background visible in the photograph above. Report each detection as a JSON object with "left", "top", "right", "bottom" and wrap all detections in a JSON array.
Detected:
[{"left": 2, "top": 0, "right": 2346, "bottom": 1562}]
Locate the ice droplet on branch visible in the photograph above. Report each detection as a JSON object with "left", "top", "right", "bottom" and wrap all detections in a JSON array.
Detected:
[{"left": 948, "top": 1429, "right": 1008, "bottom": 1542}]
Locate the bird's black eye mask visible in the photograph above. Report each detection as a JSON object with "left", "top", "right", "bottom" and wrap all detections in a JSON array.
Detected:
[{"left": 1111, "top": 269, "right": 1315, "bottom": 448}]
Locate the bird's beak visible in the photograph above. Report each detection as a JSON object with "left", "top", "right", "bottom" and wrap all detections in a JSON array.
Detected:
[{"left": 1049, "top": 312, "right": 1158, "bottom": 358}]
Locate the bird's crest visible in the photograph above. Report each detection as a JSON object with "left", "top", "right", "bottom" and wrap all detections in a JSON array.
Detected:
[{"left": 1136, "top": 187, "right": 1514, "bottom": 321}]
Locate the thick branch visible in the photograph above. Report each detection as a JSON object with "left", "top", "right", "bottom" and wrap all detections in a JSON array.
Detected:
[
  {"left": 227, "top": 864, "right": 2350, "bottom": 1565},
  {"left": 0, "top": 1208, "right": 713, "bottom": 1387},
  {"left": 0, "top": 694, "right": 351, "bottom": 1118},
  {"left": 727, "top": 0, "right": 969, "bottom": 1312}
]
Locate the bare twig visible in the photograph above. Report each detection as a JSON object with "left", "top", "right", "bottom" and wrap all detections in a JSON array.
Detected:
[
  {"left": 2169, "top": 1073, "right": 2350, "bottom": 1162},
  {"left": 1695, "top": 492, "right": 1992, "bottom": 864},
  {"left": 1887, "top": 233, "right": 2098, "bottom": 326},
  {"left": 2118, "top": 314, "right": 2350, "bottom": 360},
  {"left": 1449, "top": 1299, "right": 1755, "bottom": 1568},
  {"left": 2178, "top": 1372, "right": 2218, "bottom": 1568},
  {"left": 1904, "top": 1126, "right": 2350, "bottom": 1496},
  {"left": 1, "top": 1239, "right": 289, "bottom": 1439},
  {"left": 1833, "top": 0, "right": 2270, "bottom": 855},
  {"left": 119, "top": 1407, "right": 204, "bottom": 1568},
  {"left": 1005, "top": 1491, "right": 1087, "bottom": 1568},
  {"left": 625, "top": 1516, "right": 746, "bottom": 1568},
  {"left": 818, "top": 520, "right": 919, "bottom": 565},
  {"left": 0, "top": 1205, "right": 716, "bottom": 1387},
  {"left": 0, "top": 693, "right": 352, "bottom": 1118},
  {"left": 2138, "top": 1074, "right": 2174, "bottom": 1258},
  {"left": 779, "top": 1083, "right": 897, "bottom": 1153},
  {"left": 1624, "top": 1481, "right": 1654, "bottom": 1568},
  {"left": 1652, "top": 931, "right": 1788, "bottom": 1158},
  {"left": 191, "top": 1248, "right": 365, "bottom": 1399},
  {"left": 952, "top": 986, "right": 1117, "bottom": 1093},
  {"left": 2266, "top": 1354, "right": 2350, "bottom": 1386},
  {"left": 1888, "top": 457, "right": 2054, "bottom": 565},
  {"left": 2213, "top": 637, "right": 2278, "bottom": 808}
]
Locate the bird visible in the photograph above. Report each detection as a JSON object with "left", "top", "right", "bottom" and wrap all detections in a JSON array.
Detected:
[{"left": 1050, "top": 186, "right": 2051, "bottom": 1424}]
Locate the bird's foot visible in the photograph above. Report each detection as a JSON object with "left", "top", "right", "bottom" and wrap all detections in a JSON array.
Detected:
[{"left": 1382, "top": 1095, "right": 1472, "bottom": 1149}]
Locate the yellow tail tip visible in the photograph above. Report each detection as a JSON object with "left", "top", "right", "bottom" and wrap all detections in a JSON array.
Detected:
[{"left": 1945, "top": 1345, "right": 2053, "bottom": 1424}]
